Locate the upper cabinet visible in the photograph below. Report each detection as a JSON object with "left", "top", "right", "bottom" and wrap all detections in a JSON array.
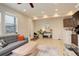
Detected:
[
  {"left": 73, "top": 11, "right": 79, "bottom": 26},
  {"left": 63, "top": 17, "right": 74, "bottom": 27},
  {"left": 63, "top": 11, "right": 79, "bottom": 28},
  {"left": 73, "top": 11, "right": 79, "bottom": 20}
]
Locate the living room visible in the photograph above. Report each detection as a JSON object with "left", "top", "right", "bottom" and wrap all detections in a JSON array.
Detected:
[{"left": 0, "top": 3, "right": 79, "bottom": 56}]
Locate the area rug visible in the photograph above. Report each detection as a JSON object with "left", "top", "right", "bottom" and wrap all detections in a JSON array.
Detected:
[{"left": 36, "top": 45, "right": 60, "bottom": 56}]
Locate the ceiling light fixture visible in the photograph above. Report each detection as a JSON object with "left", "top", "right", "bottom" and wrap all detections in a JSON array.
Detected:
[
  {"left": 23, "top": 9, "right": 26, "bottom": 12},
  {"left": 43, "top": 15, "right": 48, "bottom": 18},
  {"left": 66, "top": 11, "right": 74, "bottom": 16},
  {"left": 55, "top": 9, "right": 58, "bottom": 11},
  {"left": 33, "top": 16, "right": 38, "bottom": 20},
  {"left": 53, "top": 13, "right": 60, "bottom": 17}
]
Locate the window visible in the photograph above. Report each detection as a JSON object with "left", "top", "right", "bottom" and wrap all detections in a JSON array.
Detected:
[{"left": 5, "top": 14, "right": 16, "bottom": 33}]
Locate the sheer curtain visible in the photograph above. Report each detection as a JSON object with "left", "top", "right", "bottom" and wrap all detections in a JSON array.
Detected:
[{"left": 0, "top": 12, "right": 1, "bottom": 35}]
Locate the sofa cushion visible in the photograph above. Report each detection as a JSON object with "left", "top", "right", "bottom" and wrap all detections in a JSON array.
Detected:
[
  {"left": 0, "top": 40, "right": 27, "bottom": 56},
  {"left": 17, "top": 34, "right": 25, "bottom": 41},
  {"left": 4, "top": 35, "right": 18, "bottom": 44}
]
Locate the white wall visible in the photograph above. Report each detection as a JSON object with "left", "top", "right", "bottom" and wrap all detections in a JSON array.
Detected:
[
  {"left": 0, "top": 4, "right": 31, "bottom": 36},
  {"left": 28, "top": 19, "right": 34, "bottom": 37},
  {"left": 33, "top": 17, "right": 72, "bottom": 44}
]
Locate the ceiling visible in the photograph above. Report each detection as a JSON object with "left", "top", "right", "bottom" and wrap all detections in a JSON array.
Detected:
[{"left": 2, "top": 3, "right": 78, "bottom": 20}]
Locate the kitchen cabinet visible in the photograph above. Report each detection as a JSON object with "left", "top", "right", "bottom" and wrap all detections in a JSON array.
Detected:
[
  {"left": 63, "top": 17, "right": 74, "bottom": 27},
  {"left": 71, "top": 34, "right": 78, "bottom": 46}
]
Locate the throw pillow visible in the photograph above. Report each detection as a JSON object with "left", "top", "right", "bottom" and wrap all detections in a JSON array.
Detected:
[
  {"left": 0, "top": 40, "right": 8, "bottom": 47},
  {"left": 17, "top": 34, "right": 25, "bottom": 41}
]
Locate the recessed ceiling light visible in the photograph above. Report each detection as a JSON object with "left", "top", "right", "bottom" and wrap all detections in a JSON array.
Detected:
[
  {"left": 66, "top": 11, "right": 74, "bottom": 16},
  {"left": 53, "top": 13, "right": 60, "bottom": 17},
  {"left": 55, "top": 9, "right": 58, "bottom": 11},
  {"left": 33, "top": 16, "right": 38, "bottom": 20},
  {"left": 43, "top": 15, "right": 48, "bottom": 18},
  {"left": 42, "top": 28, "right": 45, "bottom": 31},
  {"left": 23, "top": 9, "right": 26, "bottom": 12}
]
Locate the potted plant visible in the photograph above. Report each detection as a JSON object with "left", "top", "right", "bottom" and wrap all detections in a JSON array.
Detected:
[{"left": 38, "top": 29, "right": 43, "bottom": 38}]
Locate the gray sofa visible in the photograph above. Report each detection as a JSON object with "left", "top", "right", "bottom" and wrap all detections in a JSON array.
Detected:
[{"left": 0, "top": 34, "right": 28, "bottom": 56}]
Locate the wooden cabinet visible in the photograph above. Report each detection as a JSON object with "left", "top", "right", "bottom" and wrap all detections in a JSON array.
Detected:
[
  {"left": 63, "top": 18, "right": 74, "bottom": 27},
  {"left": 71, "top": 34, "right": 78, "bottom": 46},
  {"left": 73, "top": 11, "right": 79, "bottom": 20},
  {"left": 73, "top": 11, "right": 79, "bottom": 26}
]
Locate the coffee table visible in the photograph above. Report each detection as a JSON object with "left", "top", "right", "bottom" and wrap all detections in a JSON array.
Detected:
[{"left": 11, "top": 41, "right": 38, "bottom": 56}]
